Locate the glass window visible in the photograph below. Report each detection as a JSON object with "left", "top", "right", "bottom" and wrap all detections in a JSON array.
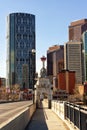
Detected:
[
  {"left": 23, "top": 34, "right": 27, "bottom": 39},
  {"left": 23, "top": 19, "right": 27, "bottom": 24},
  {"left": 20, "top": 26, "right": 24, "bottom": 32},
  {"left": 17, "top": 18, "right": 21, "bottom": 24},
  {"left": 17, "top": 34, "right": 21, "bottom": 40}
]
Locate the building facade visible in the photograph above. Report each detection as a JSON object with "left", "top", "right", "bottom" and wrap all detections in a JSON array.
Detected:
[
  {"left": 58, "top": 70, "right": 75, "bottom": 94},
  {"left": 47, "top": 45, "right": 64, "bottom": 76},
  {"left": 69, "top": 19, "right": 87, "bottom": 42},
  {"left": 0, "top": 78, "right": 6, "bottom": 87},
  {"left": 82, "top": 31, "right": 87, "bottom": 81},
  {"left": 47, "top": 45, "right": 64, "bottom": 88},
  {"left": 6, "top": 13, "right": 36, "bottom": 89},
  {"left": 64, "top": 41, "right": 84, "bottom": 84}
]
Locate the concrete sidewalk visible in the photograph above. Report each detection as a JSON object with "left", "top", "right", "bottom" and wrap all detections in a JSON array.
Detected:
[{"left": 25, "top": 101, "right": 69, "bottom": 130}]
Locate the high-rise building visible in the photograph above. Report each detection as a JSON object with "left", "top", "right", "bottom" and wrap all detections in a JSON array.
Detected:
[
  {"left": 69, "top": 19, "right": 87, "bottom": 41},
  {"left": 6, "top": 13, "right": 36, "bottom": 89},
  {"left": 64, "top": 41, "right": 84, "bottom": 84},
  {"left": 82, "top": 31, "right": 87, "bottom": 81},
  {"left": 47, "top": 45, "right": 64, "bottom": 88},
  {"left": 47, "top": 45, "right": 64, "bottom": 76}
]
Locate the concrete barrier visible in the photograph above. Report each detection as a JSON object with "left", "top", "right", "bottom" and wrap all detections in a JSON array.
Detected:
[{"left": 0, "top": 104, "right": 36, "bottom": 130}]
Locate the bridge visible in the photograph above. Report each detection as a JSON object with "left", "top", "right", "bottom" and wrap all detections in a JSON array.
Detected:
[
  {"left": 0, "top": 100, "right": 84, "bottom": 130},
  {"left": 25, "top": 100, "right": 70, "bottom": 130},
  {"left": 0, "top": 101, "right": 35, "bottom": 130}
]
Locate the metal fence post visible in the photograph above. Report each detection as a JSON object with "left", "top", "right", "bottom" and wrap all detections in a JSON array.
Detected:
[
  {"left": 73, "top": 104, "right": 76, "bottom": 128},
  {"left": 79, "top": 106, "right": 81, "bottom": 130},
  {"left": 86, "top": 118, "right": 87, "bottom": 130},
  {"left": 64, "top": 102, "right": 66, "bottom": 119},
  {"left": 69, "top": 102, "right": 71, "bottom": 123}
]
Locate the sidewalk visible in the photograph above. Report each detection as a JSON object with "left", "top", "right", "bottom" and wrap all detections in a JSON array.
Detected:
[{"left": 25, "top": 101, "right": 69, "bottom": 130}]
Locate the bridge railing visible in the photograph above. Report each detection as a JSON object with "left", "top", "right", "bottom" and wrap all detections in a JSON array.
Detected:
[
  {"left": 51, "top": 100, "right": 65, "bottom": 120},
  {"left": 65, "top": 102, "right": 87, "bottom": 130}
]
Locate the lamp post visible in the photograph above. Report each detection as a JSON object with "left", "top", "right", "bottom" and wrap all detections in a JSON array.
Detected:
[
  {"left": 48, "top": 84, "right": 52, "bottom": 109},
  {"left": 31, "top": 49, "right": 36, "bottom": 104}
]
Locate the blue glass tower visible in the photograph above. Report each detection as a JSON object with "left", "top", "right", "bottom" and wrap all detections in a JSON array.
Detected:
[{"left": 6, "top": 13, "right": 36, "bottom": 89}]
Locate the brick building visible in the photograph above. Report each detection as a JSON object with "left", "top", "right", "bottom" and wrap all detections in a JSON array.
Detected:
[{"left": 58, "top": 70, "right": 75, "bottom": 94}]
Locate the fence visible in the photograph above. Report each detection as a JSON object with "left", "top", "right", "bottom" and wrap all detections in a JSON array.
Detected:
[
  {"left": 51, "top": 100, "right": 65, "bottom": 120},
  {"left": 65, "top": 102, "right": 87, "bottom": 130}
]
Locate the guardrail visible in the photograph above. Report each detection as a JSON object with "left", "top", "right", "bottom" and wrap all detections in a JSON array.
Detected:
[
  {"left": 51, "top": 100, "right": 87, "bottom": 130},
  {"left": 65, "top": 102, "right": 87, "bottom": 130}
]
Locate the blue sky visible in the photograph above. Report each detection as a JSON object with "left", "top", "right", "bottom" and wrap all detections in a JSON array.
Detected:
[{"left": 0, "top": 0, "right": 87, "bottom": 77}]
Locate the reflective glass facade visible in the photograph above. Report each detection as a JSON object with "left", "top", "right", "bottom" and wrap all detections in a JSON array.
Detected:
[{"left": 6, "top": 13, "right": 36, "bottom": 89}]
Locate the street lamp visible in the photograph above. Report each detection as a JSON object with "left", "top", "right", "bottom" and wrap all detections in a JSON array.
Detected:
[{"left": 31, "top": 49, "right": 36, "bottom": 104}]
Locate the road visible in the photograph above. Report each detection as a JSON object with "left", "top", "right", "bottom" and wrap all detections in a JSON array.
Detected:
[{"left": 0, "top": 101, "right": 32, "bottom": 125}]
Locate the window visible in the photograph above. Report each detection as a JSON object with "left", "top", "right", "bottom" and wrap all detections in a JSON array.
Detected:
[
  {"left": 17, "top": 34, "right": 21, "bottom": 40},
  {"left": 23, "top": 19, "right": 27, "bottom": 24},
  {"left": 23, "top": 34, "right": 27, "bottom": 40},
  {"left": 17, "top": 18, "right": 21, "bottom": 24},
  {"left": 20, "top": 26, "right": 24, "bottom": 32}
]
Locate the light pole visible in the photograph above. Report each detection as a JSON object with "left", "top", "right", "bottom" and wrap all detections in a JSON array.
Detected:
[
  {"left": 31, "top": 49, "right": 36, "bottom": 104},
  {"left": 48, "top": 84, "right": 52, "bottom": 109}
]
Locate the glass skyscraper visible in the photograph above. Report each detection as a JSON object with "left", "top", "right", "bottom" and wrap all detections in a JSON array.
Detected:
[{"left": 6, "top": 13, "right": 36, "bottom": 89}]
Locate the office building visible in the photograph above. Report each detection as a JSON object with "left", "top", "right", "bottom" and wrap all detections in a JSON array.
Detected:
[
  {"left": 69, "top": 19, "right": 87, "bottom": 41},
  {"left": 64, "top": 41, "right": 84, "bottom": 84},
  {"left": 6, "top": 13, "right": 36, "bottom": 89},
  {"left": 47, "top": 45, "right": 64, "bottom": 88},
  {"left": 47, "top": 45, "right": 64, "bottom": 76},
  {"left": 82, "top": 31, "right": 87, "bottom": 81}
]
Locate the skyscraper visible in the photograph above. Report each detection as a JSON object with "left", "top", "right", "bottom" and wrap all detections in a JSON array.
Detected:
[
  {"left": 47, "top": 45, "right": 64, "bottom": 76},
  {"left": 64, "top": 41, "right": 84, "bottom": 84},
  {"left": 47, "top": 45, "right": 64, "bottom": 88},
  {"left": 69, "top": 19, "right": 87, "bottom": 42},
  {"left": 82, "top": 31, "right": 87, "bottom": 81},
  {"left": 6, "top": 13, "right": 36, "bottom": 89}
]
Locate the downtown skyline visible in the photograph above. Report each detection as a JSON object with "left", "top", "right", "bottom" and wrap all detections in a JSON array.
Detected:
[{"left": 0, "top": 0, "right": 87, "bottom": 77}]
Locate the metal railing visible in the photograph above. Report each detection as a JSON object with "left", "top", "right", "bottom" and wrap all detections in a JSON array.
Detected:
[{"left": 65, "top": 102, "right": 87, "bottom": 130}]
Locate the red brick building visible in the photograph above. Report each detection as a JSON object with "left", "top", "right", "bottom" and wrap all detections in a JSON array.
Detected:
[{"left": 58, "top": 70, "right": 75, "bottom": 94}]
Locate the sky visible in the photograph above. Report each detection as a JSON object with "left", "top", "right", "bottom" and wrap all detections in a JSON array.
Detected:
[{"left": 0, "top": 0, "right": 87, "bottom": 77}]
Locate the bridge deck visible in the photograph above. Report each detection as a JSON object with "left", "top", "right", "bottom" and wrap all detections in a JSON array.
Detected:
[
  {"left": 0, "top": 101, "right": 32, "bottom": 127},
  {"left": 25, "top": 101, "right": 69, "bottom": 130}
]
